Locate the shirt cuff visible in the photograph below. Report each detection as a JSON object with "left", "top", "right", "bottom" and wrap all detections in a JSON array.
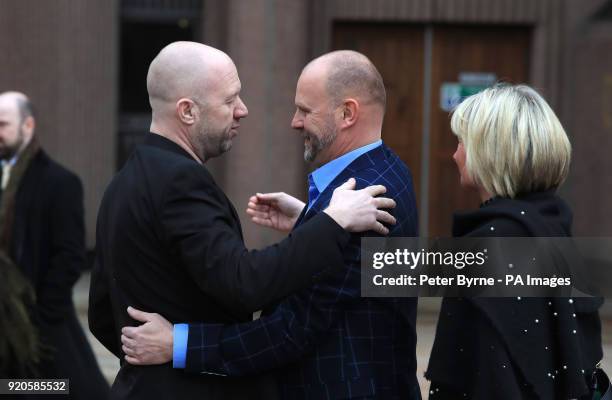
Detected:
[{"left": 173, "top": 323, "right": 188, "bottom": 369}]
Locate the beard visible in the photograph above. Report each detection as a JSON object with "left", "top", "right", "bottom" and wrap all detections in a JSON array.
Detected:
[
  {"left": 195, "top": 119, "right": 234, "bottom": 161},
  {"left": 200, "top": 133, "right": 232, "bottom": 161},
  {"left": 218, "top": 132, "right": 233, "bottom": 154},
  {"left": 302, "top": 120, "right": 337, "bottom": 163},
  {"left": 0, "top": 128, "right": 24, "bottom": 160}
]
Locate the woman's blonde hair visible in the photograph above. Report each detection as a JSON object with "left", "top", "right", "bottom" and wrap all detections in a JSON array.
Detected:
[{"left": 450, "top": 84, "right": 571, "bottom": 198}]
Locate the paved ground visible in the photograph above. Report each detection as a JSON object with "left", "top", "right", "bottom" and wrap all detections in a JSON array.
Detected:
[{"left": 75, "top": 274, "right": 612, "bottom": 398}]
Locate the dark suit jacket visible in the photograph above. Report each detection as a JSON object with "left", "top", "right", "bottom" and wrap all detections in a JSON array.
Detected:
[
  {"left": 184, "top": 144, "right": 421, "bottom": 399},
  {"left": 6, "top": 148, "right": 108, "bottom": 399},
  {"left": 89, "top": 133, "right": 351, "bottom": 399}
]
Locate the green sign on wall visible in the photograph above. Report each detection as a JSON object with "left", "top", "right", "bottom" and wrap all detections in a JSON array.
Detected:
[{"left": 440, "top": 72, "right": 497, "bottom": 112}]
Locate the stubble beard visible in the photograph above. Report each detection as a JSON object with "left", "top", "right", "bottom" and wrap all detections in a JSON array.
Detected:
[
  {"left": 0, "top": 128, "right": 24, "bottom": 160},
  {"left": 303, "top": 121, "right": 337, "bottom": 163},
  {"left": 196, "top": 118, "right": 233, "bottom": 162}
]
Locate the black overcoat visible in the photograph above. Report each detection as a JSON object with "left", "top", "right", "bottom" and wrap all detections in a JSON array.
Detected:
[{"left": 7, "top": 148, "right": 109, "bottom": 399}]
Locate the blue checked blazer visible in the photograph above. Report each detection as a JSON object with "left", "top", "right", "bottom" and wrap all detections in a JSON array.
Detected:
[{"left": 184, "top": 144, "right": 420, "bottom": 399}]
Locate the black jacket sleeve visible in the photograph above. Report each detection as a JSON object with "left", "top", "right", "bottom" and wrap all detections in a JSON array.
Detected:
[{"left": 159, "top": 165, "right": 351, "bottom": 316}]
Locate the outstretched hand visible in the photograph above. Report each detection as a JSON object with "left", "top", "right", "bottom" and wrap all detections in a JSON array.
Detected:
[
  {"left": 120, "top": 306, "right": 173, "bottom": 366},
  {"left": 324, "top": 178, "right": 396, "bottom": 235},
  {"left": 246, "top": 192, "right": 305, "bottom": 233}
]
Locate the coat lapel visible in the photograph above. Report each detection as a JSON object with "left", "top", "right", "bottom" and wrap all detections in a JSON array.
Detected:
[
  {"left": 12, "top": 151, "right": 45, "bottom": 278},
  {"left": 293, "top": 145, "right": 387, "bottom": 229},
  {"left": 292, "top": 203, "right": 310, "bottom": 228}
]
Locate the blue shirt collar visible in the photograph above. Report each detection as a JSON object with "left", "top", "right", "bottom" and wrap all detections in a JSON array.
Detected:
[{"left": 309, "top": 140, "right": 382, "bottom": 195}]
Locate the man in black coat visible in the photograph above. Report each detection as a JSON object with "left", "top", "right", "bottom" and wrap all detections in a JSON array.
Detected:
[
  {"left": 0, "top": 91, "right": 109, "bottom": 398},
  {"left": 89, "top": 41, "right": 397, "bottom": 399}
]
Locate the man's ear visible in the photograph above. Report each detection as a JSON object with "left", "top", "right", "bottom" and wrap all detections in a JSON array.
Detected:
[
  {"left": 176, "top": 98, "right": 197, "bottom": 125},
  {"left": 22, "top": 116, "right": 35, "bottom": 136},
  {"left": 340, "top": 99, "right": 359, "bottom": 129}
]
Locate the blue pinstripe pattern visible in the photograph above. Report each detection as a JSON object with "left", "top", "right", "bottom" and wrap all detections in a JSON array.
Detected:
[{"left": 185, "top": 144, "right": 420, "bottom": 399}]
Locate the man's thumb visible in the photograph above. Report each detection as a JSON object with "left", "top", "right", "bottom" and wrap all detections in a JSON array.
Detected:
[{"left": 127, "top": 306, "right": 151, "bottom": 323}]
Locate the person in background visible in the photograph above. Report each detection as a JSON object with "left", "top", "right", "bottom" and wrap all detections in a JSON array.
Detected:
[
  {"left": 0, "top": 91, "right": 109, "bottom": 398},
  {"left": 426, "top": 84, "right": 603, "bottom": 399}
]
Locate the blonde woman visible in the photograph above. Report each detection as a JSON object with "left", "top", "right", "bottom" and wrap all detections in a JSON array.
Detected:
[{"left": 425, "top": 84, "right": 603, "bottom": 399}]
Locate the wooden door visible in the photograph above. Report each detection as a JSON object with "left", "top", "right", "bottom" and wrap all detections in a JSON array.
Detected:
[
  {"left": 429, "top": 26, "right": 530, "bottom": 236},
  {"left": 332, "top": 24, "right": 531, "bottom": 236},
  {"left": 333, "top": 23, "right": 425, "bottom": 203}
]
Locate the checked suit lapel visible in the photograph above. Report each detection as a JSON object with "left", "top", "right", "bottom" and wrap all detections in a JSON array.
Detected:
[
  {"left": 292, "top": 144, "right": 387, "bottom": 230},
  {"left": 292, "top": 203, "right": 310, "bottom": 229}
]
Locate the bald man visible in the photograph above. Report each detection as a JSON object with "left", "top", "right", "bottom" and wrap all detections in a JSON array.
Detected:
[
  {"left": 89, "top": 42, "right": 397, "bottom": 399},
  {"left": 0, "top": 92, "right": 108, "bottom": 397},
  {"left": 120, "top": 50, "right": 421, "bottom": 399}
]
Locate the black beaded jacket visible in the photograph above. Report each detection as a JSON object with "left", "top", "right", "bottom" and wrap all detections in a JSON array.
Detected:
[{"left": 426, "top": 190, "right": 603, "bottom": 400}]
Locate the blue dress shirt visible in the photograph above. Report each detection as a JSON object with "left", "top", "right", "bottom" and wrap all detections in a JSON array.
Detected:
[
  {"left": 306, "top": 139, "right": 382, "bottom": 209},
  {"left": 173, "top": 323, "right": 189, "bottom": 368}
]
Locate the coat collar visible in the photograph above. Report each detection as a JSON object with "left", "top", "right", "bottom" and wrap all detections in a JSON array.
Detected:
[
  {"left": 144, "top": 133, "right": 197, "bottom": 161},
  {"left": 0, "top": 137, "right": 41, "bottom": 252}
]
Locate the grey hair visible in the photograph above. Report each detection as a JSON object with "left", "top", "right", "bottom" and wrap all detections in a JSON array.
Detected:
[{"left": 15, "top": 96, "right": 35, "bottom": 122}]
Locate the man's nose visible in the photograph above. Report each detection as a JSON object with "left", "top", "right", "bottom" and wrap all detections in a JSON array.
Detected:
[
  {"left": 235, "top": 97, "right": 248, "bottom": 119},
  {"left": 291, "top": 113, "right": 303, "bottom": 130}
]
